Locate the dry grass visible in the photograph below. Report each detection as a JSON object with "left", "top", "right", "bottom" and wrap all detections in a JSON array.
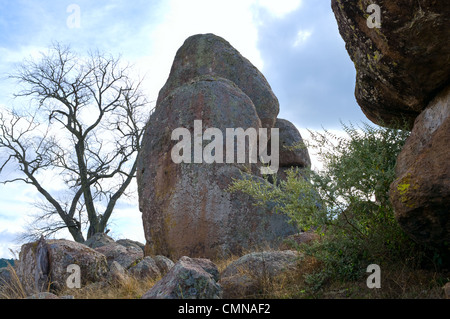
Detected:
[
  {"left": 1, "top": 248, "right": 447, "bottom": 299},
  {"left": 280, "top": 257, "right": 448, "bottom": 299},
  {"left": 0, "top": 264, "right": 28, "bottom": 299},
  {"left": 0, "top": 262, "right": 160, "bottom": 299},
  {"left": 58, "top": 274, "right": 161, "bottom": 299},
  {"left": 215, "top": 249, "right": 449, "bottom": 300}
]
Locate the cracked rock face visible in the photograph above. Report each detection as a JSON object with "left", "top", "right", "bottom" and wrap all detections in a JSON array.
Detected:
[
  {"left": 332, "top": 0, "right": 450, "bottom": 128},
  {"left": 137, "top": 34, "right": 308, "bottom": 260}
]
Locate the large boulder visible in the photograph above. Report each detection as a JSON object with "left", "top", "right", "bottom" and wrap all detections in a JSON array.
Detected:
[
  {"left": 276, "top": 119, "right": 311, "bottom": 169},
  {"left": 156, "top": 33, "right": 279, "bottom": 129},
  {"left": 142, "top": 256, "right": 222, "bottom": 299},
  {"left": 390, "top": 86, "right": 450, "bottom": 252},
  {"left": 274, "top": 118, "right": 311, "bottom": 182},
  {"left": 219, "top": 250, "right": 301, "bottom": 298},
  {"left": 15, "top": 239, "right": 108, "bottom": 293},
  {"left": 331, "top": 0, "right": 450, "bottom": 128},
  {"left": 394, "top": 87, "right": 450, "bottom": 178},
  {"left": 137, "top": 36, "right": 300, "bottom": 260}
]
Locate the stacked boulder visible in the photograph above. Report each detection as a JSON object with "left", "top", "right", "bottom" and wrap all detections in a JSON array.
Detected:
[
  {"left": 332, "top": 0, "right": 449, "bottom": 254},
  {"left": 137, "top": 33, "right": 310, "bottom": 260}
]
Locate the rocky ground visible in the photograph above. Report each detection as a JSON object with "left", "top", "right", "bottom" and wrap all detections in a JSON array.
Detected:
[{"left": 0, "top": 233, "right": 308, "bottom": 299}]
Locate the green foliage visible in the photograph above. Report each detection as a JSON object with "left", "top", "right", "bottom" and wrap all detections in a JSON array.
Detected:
[
  {"left": 308, "top": 121, "right": 410, "bottom": 217},
  {"left": 228, "top": 121, "right": 426, "bottom": 291},
  {"left": 228, "top": 169, "right": 327, "bottom": 232},
  {"left": 0, "top": 259, "right": 14, "bottom": 268}
]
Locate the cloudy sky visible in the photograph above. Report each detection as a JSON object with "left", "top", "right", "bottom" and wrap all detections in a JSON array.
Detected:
[{"left": 0, "top": 0, "right": 368, "bottom": 258}]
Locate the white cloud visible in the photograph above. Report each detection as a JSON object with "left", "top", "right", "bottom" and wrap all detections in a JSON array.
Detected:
[
  {"left": 257, "top": 0, "right": 303, "bottom": 18},
  {"left": 293, "top": 29, "right": 313, "bottom": 47},
  {"left": 133, "top": 0, "right": 265, "bottom": 103},
  {"left": 132, "top": 0, "right": 305, "bottom": 103}
]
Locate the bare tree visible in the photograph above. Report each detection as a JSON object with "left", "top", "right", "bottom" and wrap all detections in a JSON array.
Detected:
[{"left": 0, "top": 43, "right": 151, "bottom": 243}]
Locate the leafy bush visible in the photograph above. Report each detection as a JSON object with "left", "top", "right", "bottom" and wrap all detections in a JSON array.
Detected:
[{"left": 228, "top": 121, "right": 429, "bottom": 290}]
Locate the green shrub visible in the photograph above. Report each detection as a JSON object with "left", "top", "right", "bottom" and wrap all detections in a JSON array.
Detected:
[{"left": 228, "top": 121, "right": 431, "bottom": 291}]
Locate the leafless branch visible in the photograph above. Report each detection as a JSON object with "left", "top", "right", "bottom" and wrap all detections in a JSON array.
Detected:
[{"left": 0, "top": 43, "right": 151, "bottom": 242}]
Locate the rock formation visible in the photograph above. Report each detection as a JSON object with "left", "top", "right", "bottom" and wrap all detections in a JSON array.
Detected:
[
  {"left": 390, "top": 87, "right": 450, "bottom": 251},
  {"left": 332, "top": 0, "right": 450, "bottom": 128},
  {"left": 137, "top": 33, "right": 308, "bottom": 260},
  {"left": 10, "top": 235, "right": 177, "bottom": 297},
  {"left": 156, "top": 33, "right": 279, "bottom": 130},
  {"left": 332, "top": 0, "right": 449, "bottom": 254},
  {"left": 275, "top": 118, "right": 311, "bottom": 182}
]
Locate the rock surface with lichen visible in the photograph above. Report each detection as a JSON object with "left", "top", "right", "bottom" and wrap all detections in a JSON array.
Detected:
[
  {"left": 137, "top": 33, "right": 308, "bottom": 260},
  {"left": 389, "top": 87, "right": 450, "bottom": 252},
  {"left": 332, "top": 0, "right": 450, "bottom": 255},
  {"left": 141, "top": 256, "right": 222, "bottom": 299},
  {"left": 331, "top": 0, "right": 450, "bottom": 128},
  {"left": 15, "top": 239, "right": 108, "bottom": 294}
]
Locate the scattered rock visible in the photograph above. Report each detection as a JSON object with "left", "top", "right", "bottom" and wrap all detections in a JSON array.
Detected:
[
  {"left": 218, "top": 274, "right": 256, "bottom": 299},
  {"left": 95, "top": 243, "right": 144, "bottom": 269},
  {"left": 84, "top": 233, "right": 115, "bottom": 249},
  {"left": 108, "top": 260, "right": 129, "bottom": 283},
  {"left": 331, "top": 0, "right": 450, "bottom": 128},
  {"left": 154, "top": 255, "right": 175, "bottom": 275},
  {"left": 221, "top": 250, "right": 300, "bottom": 279},
  {"left": 395, "top": 86, "right": 450, "bottom": 178},
  {"left": 219, "top": 250, "right": 301, "bottom": 298},
  {"left": 116, "top": 239, "right": 145, "bottom": 253},
  {"left": 274, "top": 118, "right": 312, "bottom": 183},
  {"left": 141, "top": 256, "right": 222, "bottom": 299},
  {"left": 128, "top": 256, "right": 161, "bottom": 280}
]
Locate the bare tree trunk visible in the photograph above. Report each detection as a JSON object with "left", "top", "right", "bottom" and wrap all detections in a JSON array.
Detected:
[
  {"left": 75, "top": 141, "right": 100, "bottom": 239},
  {"left": 0, "top": 43, "right": 149, "bottom": 243}
]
